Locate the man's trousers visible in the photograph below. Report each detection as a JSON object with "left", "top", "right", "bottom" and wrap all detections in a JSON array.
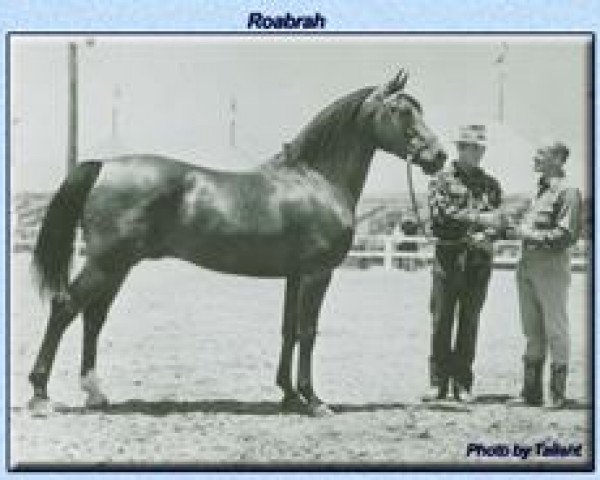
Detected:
[
  {"left": 516, "top": 249, "right": 570, "bottom": 365},
  {"left": 429, "top": 244, "right": 492, "bottom": 391}
]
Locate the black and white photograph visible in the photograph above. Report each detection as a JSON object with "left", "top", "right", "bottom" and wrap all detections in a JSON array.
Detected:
[{"left": 8, "top": 33, "right": 593, "bottom": 470}]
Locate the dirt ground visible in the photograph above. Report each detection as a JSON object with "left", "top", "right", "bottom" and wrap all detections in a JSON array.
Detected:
[{"left": 9, "top": 255, "right": 592, "bottom": 469}]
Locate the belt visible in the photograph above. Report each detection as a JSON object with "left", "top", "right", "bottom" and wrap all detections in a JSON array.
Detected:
[
  {"left": 523, "top": 240, "right": 541, "bottom": 251},
  {"left": 522, "top": 241, "right": 567, "bottom": 253},
  {"left": 435, "top": 238, "right": 468, "bottom": 247}
]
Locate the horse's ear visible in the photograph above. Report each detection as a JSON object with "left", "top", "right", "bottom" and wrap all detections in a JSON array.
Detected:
[
  {"left": 388, "top": 69, "right": 409, "bottom": 94},
  {"left": 368, "top": 69, "right": 410, "bottom": 103},
  {"left": 394, "top": 68, "right": 408, "bottom": 92}
]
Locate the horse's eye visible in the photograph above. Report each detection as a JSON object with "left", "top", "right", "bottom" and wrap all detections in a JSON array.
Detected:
[
  {"left": 407, "top": 128, "right": 419, "bottom": 142},
  {"left": 398, "top": 104, "right": 414, "bottom": 118}
]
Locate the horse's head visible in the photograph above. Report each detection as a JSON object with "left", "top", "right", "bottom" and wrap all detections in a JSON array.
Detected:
[{"left": 361, "top": 70, "right": 447, "bottom": 175}]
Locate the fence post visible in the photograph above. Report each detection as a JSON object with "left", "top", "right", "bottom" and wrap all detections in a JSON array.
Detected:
[{"left": 384, "top": 236, "right": 394, "bottom": 270}]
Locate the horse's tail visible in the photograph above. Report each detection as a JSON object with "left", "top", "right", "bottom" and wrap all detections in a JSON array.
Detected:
[{"left": 33, "top": 161, "right": 102, "bottom": 298}]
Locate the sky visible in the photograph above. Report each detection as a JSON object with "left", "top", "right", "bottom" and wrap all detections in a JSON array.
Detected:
[{"left": 9, "top": 34, "right": 591, "bottom": 196}]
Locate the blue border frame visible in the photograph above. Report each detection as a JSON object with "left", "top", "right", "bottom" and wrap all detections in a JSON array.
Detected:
[{"left": 3, "top": 28, "right": 597, "bottom": 475}]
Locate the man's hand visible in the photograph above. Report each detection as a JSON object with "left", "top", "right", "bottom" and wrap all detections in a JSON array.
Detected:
[
  {"left": 477, "top": 211, "right": 508, "bottom": 231},
  {"left": 455, "top": 209, "right": 507, "bottom": 233},
  {"left": 467, "top": 231, "right": 494, "bottom": 254},
  {"left": 506, "top": 224, "right": 545, "bottom": 243},
  {"left": 453, "top": 209, "right": 483, "bottom": 226}
]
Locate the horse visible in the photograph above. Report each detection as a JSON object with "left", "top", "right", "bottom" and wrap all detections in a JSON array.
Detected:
[{"left": 27, "top": 69, "right": 447, "bottom": 416}]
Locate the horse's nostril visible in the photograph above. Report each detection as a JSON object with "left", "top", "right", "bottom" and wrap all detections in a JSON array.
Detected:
[{"left": 433, "top": 151, "right": 447, "bottom": 171}]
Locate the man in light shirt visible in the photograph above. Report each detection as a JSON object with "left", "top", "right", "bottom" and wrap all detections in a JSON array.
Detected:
[{"left": 508, "top": 142, "right": 582, "bottom": 408}]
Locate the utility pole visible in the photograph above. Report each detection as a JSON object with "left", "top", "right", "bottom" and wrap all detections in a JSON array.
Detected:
[
  {"left": 495, "top": 42, "right": 508, "bottom": 124},
  {"left": 66, "top": 41, "right": 78, "bottom": 175},
  {"left": 111, "top": 84, "right": 121, "bottom": 141},
  {"left": 498, "top": 68, "right": 505, "bottom": 124},
  {"left": 229, "top": 96, "right": 237, "bottom": 149}
]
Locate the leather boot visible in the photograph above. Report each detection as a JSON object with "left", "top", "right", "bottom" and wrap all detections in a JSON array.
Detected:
[
  {"left": 550, "top": 364, "right": 568, "bottom": 409},
  {"left": 521, "top": 357, "right": 544, "bottom": 406},
  {"left": 421, "top": 376, "right": 449, "bottom": 402},
  {"left": 436, "top": 376, "right": 449, "bottom": 400}
]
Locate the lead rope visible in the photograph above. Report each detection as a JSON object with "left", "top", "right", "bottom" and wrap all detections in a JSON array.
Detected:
[{"left": 406, "top": 154, "right": 428, "bottom": 236}]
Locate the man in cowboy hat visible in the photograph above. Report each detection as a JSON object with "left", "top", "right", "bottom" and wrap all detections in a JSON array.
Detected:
[
  {"left": 426, "top": 124, "right": 505, "bottom": 402},
  {"left": 507, "top": 142, "right": 581, "bottom": 408}
]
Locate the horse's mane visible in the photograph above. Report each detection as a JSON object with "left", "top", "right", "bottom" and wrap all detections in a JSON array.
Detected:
[
  {"left": 277, "top": 86, "right": 375, "bottom": 168},
  {"left": 400, "top": 93, "right": 422, "bottom": 115},
  {"left": 273, "top": 87, "right": 422, "bottom": 170}
]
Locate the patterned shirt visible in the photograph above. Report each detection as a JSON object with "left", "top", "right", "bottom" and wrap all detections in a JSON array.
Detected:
[
  {"left": 428, "top": 161, "right": 502, "bottom": 242},
  {"left": 520, "top": 176, "right": 582, "bottom": 250}
]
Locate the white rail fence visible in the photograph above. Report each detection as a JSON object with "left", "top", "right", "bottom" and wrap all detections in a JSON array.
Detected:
[
  {"left": 12, "top": 222, "right": 589, "bottom": 272},
  {"left": 345, "top": 234, "right": 589, "bottom": 272}
]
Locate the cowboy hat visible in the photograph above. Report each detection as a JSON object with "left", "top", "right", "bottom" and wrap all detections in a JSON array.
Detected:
[{"left": 454, "top": 124, "right": 487, "bottom": 147}]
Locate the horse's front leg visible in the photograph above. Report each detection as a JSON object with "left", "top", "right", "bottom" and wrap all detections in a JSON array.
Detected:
[
  {"left": 296, "top": 270, "right": 333, "bottom": 416},
  {"left": 276, "top": 276, "right": 306, "bottom": 411}
]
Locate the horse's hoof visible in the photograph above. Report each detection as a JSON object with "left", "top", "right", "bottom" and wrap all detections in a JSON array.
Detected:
[
  {"left": 308, "top": 402, "right": 334, "bottom": 417},
  {"left": 85, "top": 396, "right": 109, "bottom": 410},
  {"left": 280, "top": 394, "right": 307, "bottom": 413},
  {"left": 27, "top": 396, "right": 54, "bottom": 417}
]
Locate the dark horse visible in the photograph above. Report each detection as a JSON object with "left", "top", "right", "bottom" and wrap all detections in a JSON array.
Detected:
[{"left": 28, "top": 70, "right": 446, "bottom": 416}]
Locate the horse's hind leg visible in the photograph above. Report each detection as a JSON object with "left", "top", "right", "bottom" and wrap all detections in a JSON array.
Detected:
[
  {"left": 80, "top": 273, "right": 127, "bottom": 408},
  {"left": 28, "top": 261, "right": 120, "bottom": 409},
  {"left": 28, "top": 292, "right": 79, "bottom": 407}
]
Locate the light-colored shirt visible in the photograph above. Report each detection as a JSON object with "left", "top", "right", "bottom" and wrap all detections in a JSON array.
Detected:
[{"left": 520, "top": 176, "right": 582, "bottom": 250}]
